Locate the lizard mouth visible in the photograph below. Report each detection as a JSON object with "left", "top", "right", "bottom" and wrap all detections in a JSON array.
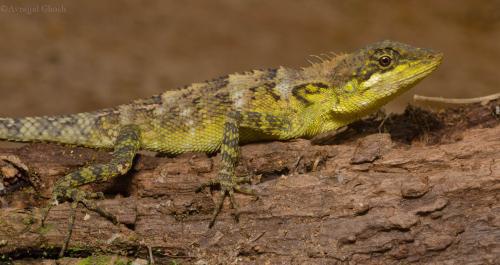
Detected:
[{"left": 400, "top": 54, "right": 442, "bottom": 86}]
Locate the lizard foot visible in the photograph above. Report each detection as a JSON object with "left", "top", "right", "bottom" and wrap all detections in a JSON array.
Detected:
[
  {"left": 41, "top": 188, "right": 118, "bottom": 257},
  {"left": 196, "top": 175, "right": 258, "bottom": 228}
]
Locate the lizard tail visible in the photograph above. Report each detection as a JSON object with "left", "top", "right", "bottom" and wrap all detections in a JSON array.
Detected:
[{"left": 0, "top": 111, "right": 117, "bottom": 148}]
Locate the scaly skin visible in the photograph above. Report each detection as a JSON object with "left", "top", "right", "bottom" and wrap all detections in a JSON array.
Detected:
[{"left": 0, "top": 40, "right": 442, "bottom": 256}]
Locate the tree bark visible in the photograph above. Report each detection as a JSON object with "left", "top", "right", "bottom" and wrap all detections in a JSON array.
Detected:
[{"left": 0, "top": 102, "right": 499, "bottom": 265}]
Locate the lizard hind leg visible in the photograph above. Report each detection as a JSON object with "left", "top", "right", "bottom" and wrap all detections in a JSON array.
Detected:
[{"left": 40, "top": 124, "right": 141, "bottom": 257}]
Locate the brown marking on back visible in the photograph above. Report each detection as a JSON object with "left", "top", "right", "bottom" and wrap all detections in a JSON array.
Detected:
[
  {"left": 263, "top": 82, "right": 281, "bottom": 101},
  {"left": 215, "top": 91, "right": 231, "bottom": 104},
  {"left": 266, "top": 68, "right": 278, "bottom": 80},
  {"left": 210, "top": 74, "right": 230, "bottom": 90}
]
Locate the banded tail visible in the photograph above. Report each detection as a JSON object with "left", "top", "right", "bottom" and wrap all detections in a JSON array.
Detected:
[{"left": 0, "top": 111, "right": 119, "bottom": 148}]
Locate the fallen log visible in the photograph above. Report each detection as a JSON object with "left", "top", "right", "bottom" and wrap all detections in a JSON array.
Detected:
[{"left": 0, "top": 100, "right": 498, "bottom": 265}]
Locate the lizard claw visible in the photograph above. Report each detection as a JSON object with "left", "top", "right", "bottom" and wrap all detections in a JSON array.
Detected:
[
  {"left": 41, "top": 188, "right": 119, "bottom": 257},
  {"left": 197, "top": 175, "right": 258, "bottom": 228}
]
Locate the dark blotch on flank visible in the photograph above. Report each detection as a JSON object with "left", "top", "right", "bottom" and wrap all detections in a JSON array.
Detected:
[
  {"left": 246, "top": 112, "right": 262, "bottom": 127},
  {"left": 312, "top": 82, "right": 329, "bottom": 89},
  {"left": 291, "top": 83, "right": 329, "bottom": 104},
  {"left": 191, "top": 96, "right": 202, "bottom": 105},
  {"left": 291, "top": 84, "right": 310, "bottom": 104},
  {"left": 215, "top": 91, "right": 231, "bottom": 104},
  {"left": 264, "top": 82, "right": 281, "bottom": 101}
]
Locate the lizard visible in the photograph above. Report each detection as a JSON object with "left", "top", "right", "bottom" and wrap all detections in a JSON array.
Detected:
[{"left": 0, "top": 40, "right": 442, "bottom": 257}]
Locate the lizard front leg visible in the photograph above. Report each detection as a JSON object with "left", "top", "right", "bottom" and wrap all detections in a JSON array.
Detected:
[
  {"left": 198, "top": 111, "right": 292, "bottom": 228},
  {"left": 41, "top": 124, "right": 141, "bottom": 257}
]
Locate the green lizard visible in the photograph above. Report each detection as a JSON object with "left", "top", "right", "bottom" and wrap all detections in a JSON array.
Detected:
[{"left": 0, "top": 40, "right": 442, "bottom": 256}]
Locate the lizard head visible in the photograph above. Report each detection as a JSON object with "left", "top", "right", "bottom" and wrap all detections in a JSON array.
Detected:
[{"left": 331, "top": 40, "right": 443, "bottom": 115}]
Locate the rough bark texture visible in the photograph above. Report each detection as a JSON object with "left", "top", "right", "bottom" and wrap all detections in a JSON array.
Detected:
[{"left": 0, "top": 101, "right": 499, "bottom": 265}]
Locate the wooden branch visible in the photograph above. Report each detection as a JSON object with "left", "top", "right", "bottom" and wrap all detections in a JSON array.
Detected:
[
  {"left": 414, "top": 93, "right": 500, "bottom": 105},
  {"left": 0, "top": 101, "right": 499, "bottom": 264}
]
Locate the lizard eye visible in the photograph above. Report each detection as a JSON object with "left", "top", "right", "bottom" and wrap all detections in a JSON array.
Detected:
[{"left": 378, "top": 55, "right": 392, "bottom": 67}]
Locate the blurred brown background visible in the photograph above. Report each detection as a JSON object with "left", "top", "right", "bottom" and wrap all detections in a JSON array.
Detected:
[{"left": 0, "top": 0, "right": 499, "bottom": 118}]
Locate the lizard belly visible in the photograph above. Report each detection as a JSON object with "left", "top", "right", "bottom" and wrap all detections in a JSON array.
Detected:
[
  {"left": 139, "top": 123, "right": 286, "bottom": 154},
  {"left": 239, "top": 127, "right": 286, "bottom": 144},
  {"left": 139, "top": 122, "right": 224, "bottom": 154}
]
